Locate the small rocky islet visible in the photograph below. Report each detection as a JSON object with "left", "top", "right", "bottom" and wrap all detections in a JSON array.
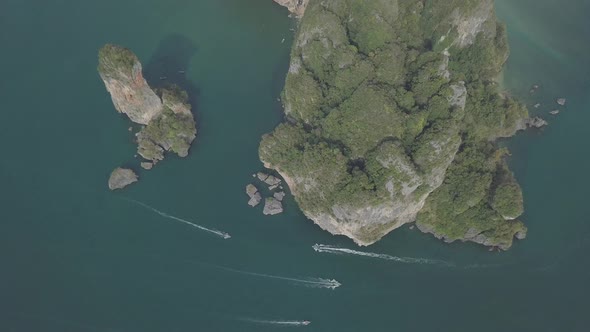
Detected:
[
  {"left": 98, "top": 44, "right": 197, "bottom": 190},
  {"left": 108, "top": 167, "right": 138, "bottom": 190},
  {"left": 246, "top": 172, "right": 286, "bottom": 215}
]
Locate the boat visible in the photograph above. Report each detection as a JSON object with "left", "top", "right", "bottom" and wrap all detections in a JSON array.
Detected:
[{"left": 302, "top": 321, "right": 311, "bottom": 326}]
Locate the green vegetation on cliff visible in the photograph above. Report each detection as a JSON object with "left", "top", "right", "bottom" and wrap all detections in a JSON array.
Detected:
[
  {"left": 137, "top": 86, "right": 196, "bottom": 161},
  {"left": 98, "top": 44, "right": 137, "bottom": 77},
  {"left": 415, "top": 143, "right": 527, "bottom": 249},
  {"left": 260, "top": 0, "right": 529, "bottom": 248},
  {"left": 138, "top": 105, "right": 196, "bottom": 160}
]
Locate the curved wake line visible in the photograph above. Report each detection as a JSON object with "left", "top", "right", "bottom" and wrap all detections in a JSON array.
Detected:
[
  {"left": 238, "top": 318, "right": 311, "bottom": 326},
  {"left": 212, "top": 264, "right": 341, "bottom": 289},
  {"left": 123, "top": 198, "right": 231, "bottom": 239},
  {"left": 313, "top": 244, "right": 455, "bottom": 267}
]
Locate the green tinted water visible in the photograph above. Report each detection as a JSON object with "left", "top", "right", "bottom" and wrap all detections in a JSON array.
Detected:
[{"left": 1, "top": 0, "right": 588, "bottom": 331}]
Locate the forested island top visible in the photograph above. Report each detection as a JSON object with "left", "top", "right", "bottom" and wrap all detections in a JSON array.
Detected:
[{"left": 265, "top": 0, "right": 544, "bottom": 250}]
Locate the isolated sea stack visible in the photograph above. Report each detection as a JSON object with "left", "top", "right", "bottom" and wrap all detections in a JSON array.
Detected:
[
  {"left": 262, "top": 0, "right": 533, "bottom": 250},
  {"left": 98, "top": 44, "right": 197, "bottom": 188}
]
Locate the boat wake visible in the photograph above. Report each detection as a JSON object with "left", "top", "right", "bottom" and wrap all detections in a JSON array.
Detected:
[
  {"left": 213, "top": 265, "right": 341, "bottom": 289},
  {"left": 123, "top": 198, "right": 231, "bottom": 239},
  {"left": 313, "top": 244, "right": 454, "bottom": 267},
  {"left": 239, "top": 318, "right": 311, "bottom": 326}
]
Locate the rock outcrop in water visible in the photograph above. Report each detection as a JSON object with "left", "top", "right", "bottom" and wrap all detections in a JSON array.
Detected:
[
  {"left": 108, "top": 168, "right": 138, "bottom": 190},
  {"left": 260, "top": 0, "right": 531, "bottom": 250},
  {"left": 263, "top": 197, "right": 284, "bottom": 215},
  {"left": 98, "top": 44, "right": 197, "bottom": 184},
  {"left": 273, "top": 0, "right": 309, "bottom": 17},
  {"left": 246, "top": 184, "right": 263, "bottom": 207}
]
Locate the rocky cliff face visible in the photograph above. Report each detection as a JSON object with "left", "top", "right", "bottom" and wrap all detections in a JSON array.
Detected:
[
  {"left": 98, "top": 45, "right": 163, "bottom": 125},
  {"left": 261, "top": 0, "right": 529, "bottom": 249},
  {"left": 273, "top": 0, "right": 309, "bottom": 16}
]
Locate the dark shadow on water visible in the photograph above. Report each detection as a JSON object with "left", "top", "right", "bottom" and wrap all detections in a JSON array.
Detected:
[
  {"left": 144, "top": 34, "right": 201, "bottom": 128},
  {"left": 270, "top": 20, "right": 297, "bottom": 120},
  {"left": 269, "top": 45, "right": 291, "bottom": 119}
]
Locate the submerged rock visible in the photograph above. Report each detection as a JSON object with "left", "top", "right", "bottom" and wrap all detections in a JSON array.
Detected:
[
  {"left": 108, "top": 168, "right": 138, "bottom": 190},
  {"left": 263, "top": 197, "right": 284, "bottom": 215}
]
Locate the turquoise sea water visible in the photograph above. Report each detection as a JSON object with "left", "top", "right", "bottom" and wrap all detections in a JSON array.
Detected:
[{"left": 1, "top": 0, "right": 589, "bottom": 331}]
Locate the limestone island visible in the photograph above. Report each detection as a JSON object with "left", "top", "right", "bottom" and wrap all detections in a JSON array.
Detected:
[
  {"left": 98, "top": 44, "right": 197, "bottom": 189},
  {"left": 265, "top": 0, "right": 542, "bottom": 250}
]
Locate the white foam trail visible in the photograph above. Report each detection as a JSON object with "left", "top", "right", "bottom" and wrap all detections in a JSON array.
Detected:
[
  {"left": 213, "top": 265, "right": 341, "bottom": 289},
  {"left": 463, "top": 263, "right": 509, "bottom": 269},
  {"left": 313, "top": 244, "right": 454, "bottom": 267},
  {"left": 239, "top": 318, "right": 311, "bottom": 326},
  {"left": 124, "top": 198, "right": 231, "bottom": 239}
]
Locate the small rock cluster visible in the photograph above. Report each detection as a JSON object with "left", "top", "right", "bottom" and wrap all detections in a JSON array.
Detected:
[
  {"left": 246, "top": 172, "right": 286, "bottom": 215},
  {"left": 549, "top": 98, "right": 567, "bottom": 115},
  {"left": 529, "top": 84, "right": 567, "bottom": 117}
]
